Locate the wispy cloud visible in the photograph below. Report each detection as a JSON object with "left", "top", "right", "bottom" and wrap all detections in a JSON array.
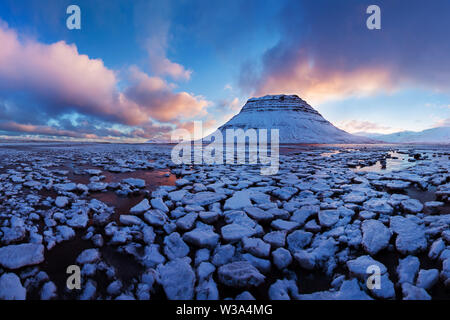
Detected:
[
  {"left": 336, "top": 120, "right": 398, "bottom": 134},
  {"left": 432, "top": 118, "right": 450, "bottom": 128}
]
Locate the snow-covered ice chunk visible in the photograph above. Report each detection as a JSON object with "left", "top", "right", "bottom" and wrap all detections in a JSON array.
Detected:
[
  {"left": 347, "top": 255, "right": 387, "bottom": 280},
  {"left": 176, "top": 212, "right": 198, "bottom": 230},
  {"left": 55, "top": 225, "right": 75, "bottom": 242},
  {"left": 88, "top": 182, "right": 108, "bottom": 192},
  {"left": 401, "top": 199, "right": 423, "bottom": 214},
  {"left": 182, "top": 192, "right": 227, "bottom": 206},
  {"left": 55, "top": 196, "right": 69, "bottom": 208},
  {"left": 196, "top": 278, "right": 219, "bottom": 300},
  {"left": 286, "top": 230, "right": 313, "bottom": 254},
  {"left": 263, "top": 231, "right": 286, "bottom": 248},
  {"left": 272, "top": 187, "right": 298, "bottom": 201},
  {"left": 119, "top": 215, "right": 143, "bottom": 226},
  {"left": 390, "top": 216, "right": 427, "bottom": 254},
  {"left": 318, "top": 209, "right": 339, "bottom": 227},
  {"left": 244, "top": 207, "right": 273, "bottom": 222},
  {"left": 416, "top": 269, "right": 439, "bottom": 290},
  {"left": 142, "top": 245, "right": 166, "bottom": 267},
  {"left": 242, "top": 237, "right": 271, "bottom": 258},
  {"left": 0, "top": 273, "right": 26, "bottom": 300},
  {"left": 370, "top": 273, "right": 395, "bottom": 299},
  {"left": 168, "top": 190, "right": 187, "bottom": 202},
  {"left": 144, "top": 209, "right": 168, "bottom": 227},
  {"left": 268, "top": 279, "right": 300, "bottom": 300},
  {"left": 40, "top": 281, "right": 57, "bottom": 300},
  {"left": 151, "top": 198, "right": 169, "bottom": 213},
  {"left": 54, "top": 183, "right": 77, "bottom": 192},
  {"left": 76, "top": 249, "right": 100, "bottom": 265},
  {"left": 342, "top": 192, "right": 367, "bottom": 204},
  {"left": 401, "top": 283, "right": 431, "bottom": 300},
  {"left": 158, "top": 258, "right": 195, "bottom": 300},
  {"left": 272, "top": 248, "right": 292, "bottom": 270},
  {"left": 182, "top": 225, "right": 218, "bottom": 249},
  {"left": 293, "top": 250, "right": 316, "bottom": 270},
  {"left": 224, "top": 190, "right": 252, "bottom": 210},
  {"left": 66, "top": 212, "right": 89, "bottom": 229},
  {"left": 130, "top": 199, "right": 150, "bottom": 214},
  {"left": 270, "top": 219, "right": 299, "bottom": 231},
  {"left": 164, "top": 232, "right": 189, "bottom": 260},
  {"left": 397, "top": 255, "right": 420, "bottom": 285},
  {"left": 221, "top": 223, "right": 256, "bottom": 242},
  {"left": 363, "top": 199, "right": 393, "bottom": 215},
  {"left": 235, "top": 291, "right": 255, "bottom": 300},
  {"left": 428, "top": 238, "right": 445, "bottom": 260},
  {"left": 218, "top": 261, "right": 265, "bottom": 288},
  {"left": 212, "top": 244, "right": 235, "bottom": 267},
  {"left": 361, "top": 219, "right": 391, "bottom": 255},
  {"left": 197, "top": 262, "right": 216, "bottom": 281},
  {"left": 198, "top": 211, "right": 219, "bottom": 224},
  {"left": 299, "top": 279, "right": 372, "bottom": 300},
  {"left": 0, "top": 243, "right": 44, "bottom": 269},
  {"left": 80, "top": 280, "right": 97, "bottom": 300},
  {"left": 122, "top": 178, "right": 146, "bottom": 188},
  {"left": 241, "top": 253, "right": 271, "bottom": 273},
  {"left": 106, "top": 280, "right": 122, "bottom": 296}
]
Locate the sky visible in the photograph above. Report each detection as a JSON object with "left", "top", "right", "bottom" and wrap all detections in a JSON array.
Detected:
[{"left": 0, "top": 0, "right": 449, "bottom": 142}]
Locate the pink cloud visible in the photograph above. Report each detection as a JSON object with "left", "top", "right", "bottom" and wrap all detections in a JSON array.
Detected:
[
  {"left": 148, "top": 53, "right": 192, "bottom": 81},
  {"left": 336, "top": 120, "right": 398, "bottom": 134},
  {"left": 433, "top": 118, "right": 450, "bottom": 128},
  {"left": 243, "top": 52, "right": 399, "bottom": 105},
  {"left": 126, "top": 67, "right": 209, "bottom": 123},
  {"left": 0, "top": 121, "right": 99, "bottom": 139},
  {"left": 0, "top": 23, "right": 210, "bottom": 139}
]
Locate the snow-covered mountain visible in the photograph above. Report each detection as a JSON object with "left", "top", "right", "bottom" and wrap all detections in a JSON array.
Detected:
[
  {"left": 355, "top": 127, "right": 450, "bottom": 144},
  {"left": 145, "top": 139, "right": 170, "bottom": 144},
  {"left": 214, "top": 95, "right": 374, "bottom": 144}
]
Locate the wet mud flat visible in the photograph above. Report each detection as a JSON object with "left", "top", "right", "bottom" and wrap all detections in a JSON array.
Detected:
[{"left": 0, "top": 142, "right": 449, "bottom": 300}]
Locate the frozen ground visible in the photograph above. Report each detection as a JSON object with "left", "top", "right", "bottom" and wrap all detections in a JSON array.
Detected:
[{"left": 0, "top": 142, "right": 449, "bottom": 300}]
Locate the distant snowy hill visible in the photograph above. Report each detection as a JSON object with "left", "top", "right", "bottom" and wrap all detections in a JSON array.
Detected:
[
  {"left": 355, "top": 127, "right": 450, "bottom": 144},
  {"left": 214, "top": 95, "right": 374, "bottom": 144},
  {"left": 145, "top": 139, "right": 169, "bottom": 144}
]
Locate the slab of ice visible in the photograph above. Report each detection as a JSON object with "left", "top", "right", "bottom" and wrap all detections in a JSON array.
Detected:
[
  {"left": 0, "top": 273, "right": 26, "bottom": 300},
  {"left": 0, "top": 243, "right": 44, "bottom": 269},
  {"left": 158, "top": 258, "right": 195, "bottom": 300},
  {"left": 218, "top": 261, "right": 265, "bottom": 288},
  {"left": 361, "top": 220, "right": 391, "bottom": 255}
]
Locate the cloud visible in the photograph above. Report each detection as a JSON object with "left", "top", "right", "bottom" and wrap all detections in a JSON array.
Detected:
[
  {"left": 133, "top": 0, "right": 192, "bottom": 81},
  {"left": 0, "top": 121, "right": 98, "bottom": 139},
  {"left": 0, "top": 22, "right": 209, "bottom": 140},
  {"left": 239, "top": 0, "right": 450, "bottom": 104},
  {"left": 336, "top": 120, "right": 397, "bottom": 134},
  {"left": 126, "top": 67, "right": 209, "bottom": 122},
  {"left": 244, "top": 59, "right": 396, "bottom": 105},
  {"left": 433, "top": 118, "right": 450, "bottom": 128},
  {"left": 0, "top": 22, "right": 119, "bottom": 118},
  {"left": 147, "top": 47, "right": 192, "bottom": 81}
]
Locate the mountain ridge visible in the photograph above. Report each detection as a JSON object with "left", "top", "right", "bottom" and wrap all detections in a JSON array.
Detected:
[{"left": 355, "top": 126, "right": 450, "bottom": 144}]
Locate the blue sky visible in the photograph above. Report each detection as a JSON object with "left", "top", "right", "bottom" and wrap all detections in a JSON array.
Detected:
[{"left": 0, "top": 0, "right": 449, "bottom": 141}]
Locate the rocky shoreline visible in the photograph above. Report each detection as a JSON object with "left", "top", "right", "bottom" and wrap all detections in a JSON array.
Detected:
[{"left": 0, "top": 143, "right": 448, "bottom": 300}]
